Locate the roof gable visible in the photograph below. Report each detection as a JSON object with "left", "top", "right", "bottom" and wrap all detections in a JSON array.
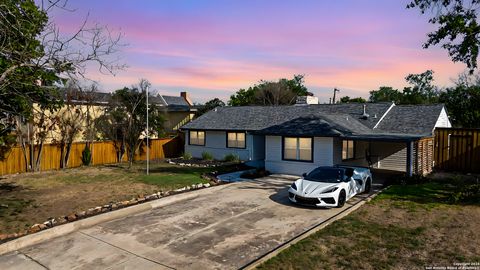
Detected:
[{"left": 374, "top": 104, "right": 445, "bottom": 136}]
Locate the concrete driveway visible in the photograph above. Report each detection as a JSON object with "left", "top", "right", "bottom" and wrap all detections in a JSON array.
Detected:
[{"left": 0, "top": 174, "right": 384, "bottom": 270}]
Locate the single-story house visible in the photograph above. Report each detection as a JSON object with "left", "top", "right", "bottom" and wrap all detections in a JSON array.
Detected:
[{"left": 181, "top": 99, "right": 451, "bottom": 176}]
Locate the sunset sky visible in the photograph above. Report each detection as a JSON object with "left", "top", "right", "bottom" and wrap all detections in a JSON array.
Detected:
[{"left": 51, "top": 0, "right": 465, "bottom": 103}]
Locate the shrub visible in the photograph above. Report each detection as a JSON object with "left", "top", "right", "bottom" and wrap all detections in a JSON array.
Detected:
[
  {"left": 224, "top": 153, "right": 240, "bottom": 162},
  {"left": 81, "top": 145, "right": 92, "bottom": 166},
  {"left": 201, "top": 151, "right": 213, "bottom": 161},
  {"left": 449, "top": 184, "right": 480, "bottom": 204},
  {"left": 182, "top": 152, "right": 192, "bottom": 160}
]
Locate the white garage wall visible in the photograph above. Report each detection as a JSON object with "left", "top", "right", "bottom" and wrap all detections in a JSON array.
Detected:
[
  {"left": 435, "top": 107, "right": 452, "bottom": 128},
  {"left": 265, "top": 136, "right": 334, "bottom": 175},
  {"left": 333, "top": 138, "right": 409, "bottom": 172}
]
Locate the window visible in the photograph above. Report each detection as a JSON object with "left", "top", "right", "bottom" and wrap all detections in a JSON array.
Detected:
[
  {"left": 342, "top": 140, "right": 355, "bottom": 160},
  {"left": 227, "top": 132, "right": 246, "bottom": 148},
  {"left": 189, "top": 131, "right": 205, "bottom": 145},
  {"left": 283, "top": 137, "right": 313, "bottom": 162}
]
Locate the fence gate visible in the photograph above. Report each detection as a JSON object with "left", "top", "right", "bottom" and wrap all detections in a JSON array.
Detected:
[{"left": 434, "top": 128, "right": 480, "bottom": 173}]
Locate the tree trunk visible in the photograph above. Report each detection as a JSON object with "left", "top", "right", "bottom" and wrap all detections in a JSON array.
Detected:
[
  {"left": 128, "top": 145, "right": 135, "bottom": 168},
  {"left": 64, "top": 141, "right": 73, "bottom": 168},
  {"left": 34, "top": 142, "right": 44, "bottom": 172},
  {"left": 59, "top": 142, "right": 65, "bottom": 169},
  {"left": 20, "top": 140, "right": 29, "bottom": 172},
  {"left": 29, "top": 141, "right": 34, "bottom": 172}
]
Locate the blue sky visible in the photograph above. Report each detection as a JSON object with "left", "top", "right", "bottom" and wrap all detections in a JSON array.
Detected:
[{"left": 50, "top": 0, "right": 465, "bottom": 102}]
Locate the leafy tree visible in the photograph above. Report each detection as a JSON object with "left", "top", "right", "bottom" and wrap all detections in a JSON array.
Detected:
[
  {"left": 402, "top": 70, "right": 439, "bottom": 104},
  {"left": 369, "top": 86, "right": 402, "bottom": 103},
  {"left": 97, "top": 80, "right": 165, "bottom": 168},
  {"left": 282, "top": 74, "right": 310, "bottom": 97},
  {"left": 1, "top": 0, "right": 60, "bottom": 159},
  {"left": 197, "top": 98, "right": 225, "bottom": 115},
  {"left": 439, "top": 73, "right": 480, "bottom": 127},
  {"left": 95, "top": 103, "right": 126, "bottom": 163},
  {"left": 228, "top": 87, "right": 256, "bottom": 106},
  {"left": 369, "top": 71, "right": 439, "bottom": 104},
  {"left": 228, "top": 75, "right": 311, "bottom": 106},
  {"left": 407, "top": 0, "right": 480, "bottom": 72},
  {"left": 339, "top": 96, "right": 367, "bottom": 103},
  {"left": 0, "top": 0, "right": 123, "bottom": 160}
]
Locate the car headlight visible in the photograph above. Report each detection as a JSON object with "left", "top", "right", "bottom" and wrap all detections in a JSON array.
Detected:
[
  {"left": 291, "top": 182, "right": 297, "bottom": 190},
  {"left": 321, "top": 187, "right": 338, "bottom": 194}
]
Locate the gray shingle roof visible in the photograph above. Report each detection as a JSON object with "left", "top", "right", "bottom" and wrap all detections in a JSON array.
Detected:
[
  {"left": 160, "top": 95, "right": 192, "bottom": 112},
  {"left": 374, "top": 104, "right": 445, "bottom": 135},
  {"left": 183, "top": 103, "right": 390, "bottom": 132},
  {"left": 182, "top": 103, "right": 445, "bottom": 139},
  {"left": 162, "top": 95, "right": 190, "bottom": 106}
]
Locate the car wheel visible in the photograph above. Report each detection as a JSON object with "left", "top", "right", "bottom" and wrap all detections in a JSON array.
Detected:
[
  {"left": 364, "top": 178, "right": 371, "bottom": 194},
  {"left": 337, "top": 190, "right": 346, "bottom": 208}
]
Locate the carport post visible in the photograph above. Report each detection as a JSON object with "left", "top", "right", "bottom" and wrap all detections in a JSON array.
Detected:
[{"left": 406, "top": 141, "right": 413, "bottom": 177}]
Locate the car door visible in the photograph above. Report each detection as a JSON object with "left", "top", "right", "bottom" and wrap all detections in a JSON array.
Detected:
[
  {"left": 353, "top": 177, "right": 363, "bottom": 194},
  {"left": 347, "top": 177, "right": 356, "bottom": 198}
]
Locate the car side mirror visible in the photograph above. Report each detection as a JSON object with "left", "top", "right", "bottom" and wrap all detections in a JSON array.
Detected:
[{"left": 302, "top": 173, "right": 307, "bottom": 178}]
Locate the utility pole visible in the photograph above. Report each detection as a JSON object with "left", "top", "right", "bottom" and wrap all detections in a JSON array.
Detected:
[
  {"left": 146, "top": 86, "right": 149, "bottom": 175},
  {"left": 332, "top": 88, "right": 340, "bottom": 104}
]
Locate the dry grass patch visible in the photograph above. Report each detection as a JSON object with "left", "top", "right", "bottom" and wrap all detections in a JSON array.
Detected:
[{"left": 0, "top": 162, "right": 240, "bottom": 234}]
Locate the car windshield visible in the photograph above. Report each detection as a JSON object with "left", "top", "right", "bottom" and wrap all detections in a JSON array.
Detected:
[{"left": 304, "top": 168, "right": 344, "bottom": 183}]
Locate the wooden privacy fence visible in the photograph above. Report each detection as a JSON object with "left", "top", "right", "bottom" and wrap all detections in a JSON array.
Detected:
[
  {"left": 434, "top": 128, "right": 480, "bottom": 173},
  {"left": 0, "top": 136, "right": 183, "bottom": 175}
]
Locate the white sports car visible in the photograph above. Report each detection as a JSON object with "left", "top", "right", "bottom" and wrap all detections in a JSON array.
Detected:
[{"left": 288, "top": 166, "right": 372, "bottom": 208}]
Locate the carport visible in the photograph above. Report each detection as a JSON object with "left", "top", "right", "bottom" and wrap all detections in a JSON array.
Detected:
[{"left": 337, "top": 134, "right": 435, "bottom": 176}]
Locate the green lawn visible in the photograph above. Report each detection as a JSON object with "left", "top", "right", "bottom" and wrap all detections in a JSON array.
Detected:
[
  {"left": 258, "top": 177, "right": 480, "bottom": 270},
  {"left": 137, "top": 165, "right": 218, "bottom": 189}
]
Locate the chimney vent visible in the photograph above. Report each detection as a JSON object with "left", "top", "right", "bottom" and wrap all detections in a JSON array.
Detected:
[
  {"left": 180, "top": 92, "right": 193, "bottom": 106},
  {"left": 295, "top": 96, "right": 319, "bottom": 105},
  {"left": 361, "top": 104, "right": 370, "bottom": 120}
]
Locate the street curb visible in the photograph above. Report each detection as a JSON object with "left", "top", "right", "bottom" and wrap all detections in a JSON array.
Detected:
[
  {"left": 241, "top": 185, "right": 390, "bottom": 270},
  {"left": 0, "top": 184, "right": 227, "bottom": 256}
]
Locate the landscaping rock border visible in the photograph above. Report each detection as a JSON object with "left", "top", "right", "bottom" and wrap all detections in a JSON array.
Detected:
[
  {"left": 0, "top": 179, "right": 224, "bottom": 245},
  {"left": 166, "top": 158, "right": 237, "bottom": 167}
]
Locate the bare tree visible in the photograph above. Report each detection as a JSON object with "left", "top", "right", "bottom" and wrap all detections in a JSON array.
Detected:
[
  {"left": 0, "top": 0, "right": 125, "bottom": 160},
  {"left": 15, "top": 105, "right": 59, "bottom": 172},
  {"left": 254, "top": 81, "right": 297, "bottom": 106},
  {"left": 0, "top": 0, "right": 125, "bottom": 87},
  {"left": 53, "top": 85, "right": 85, "bottom": 168}
]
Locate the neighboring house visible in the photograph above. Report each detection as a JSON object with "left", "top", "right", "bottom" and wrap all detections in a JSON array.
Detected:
[
  {"left": 155, "top": 92, "right": 196, "bottom": 133},
  {"left": 25, "top": 91, "right": 195, "bottom": 144},
  {"left": 181, "top": 99, "right": 451, "bottom": 176}
]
